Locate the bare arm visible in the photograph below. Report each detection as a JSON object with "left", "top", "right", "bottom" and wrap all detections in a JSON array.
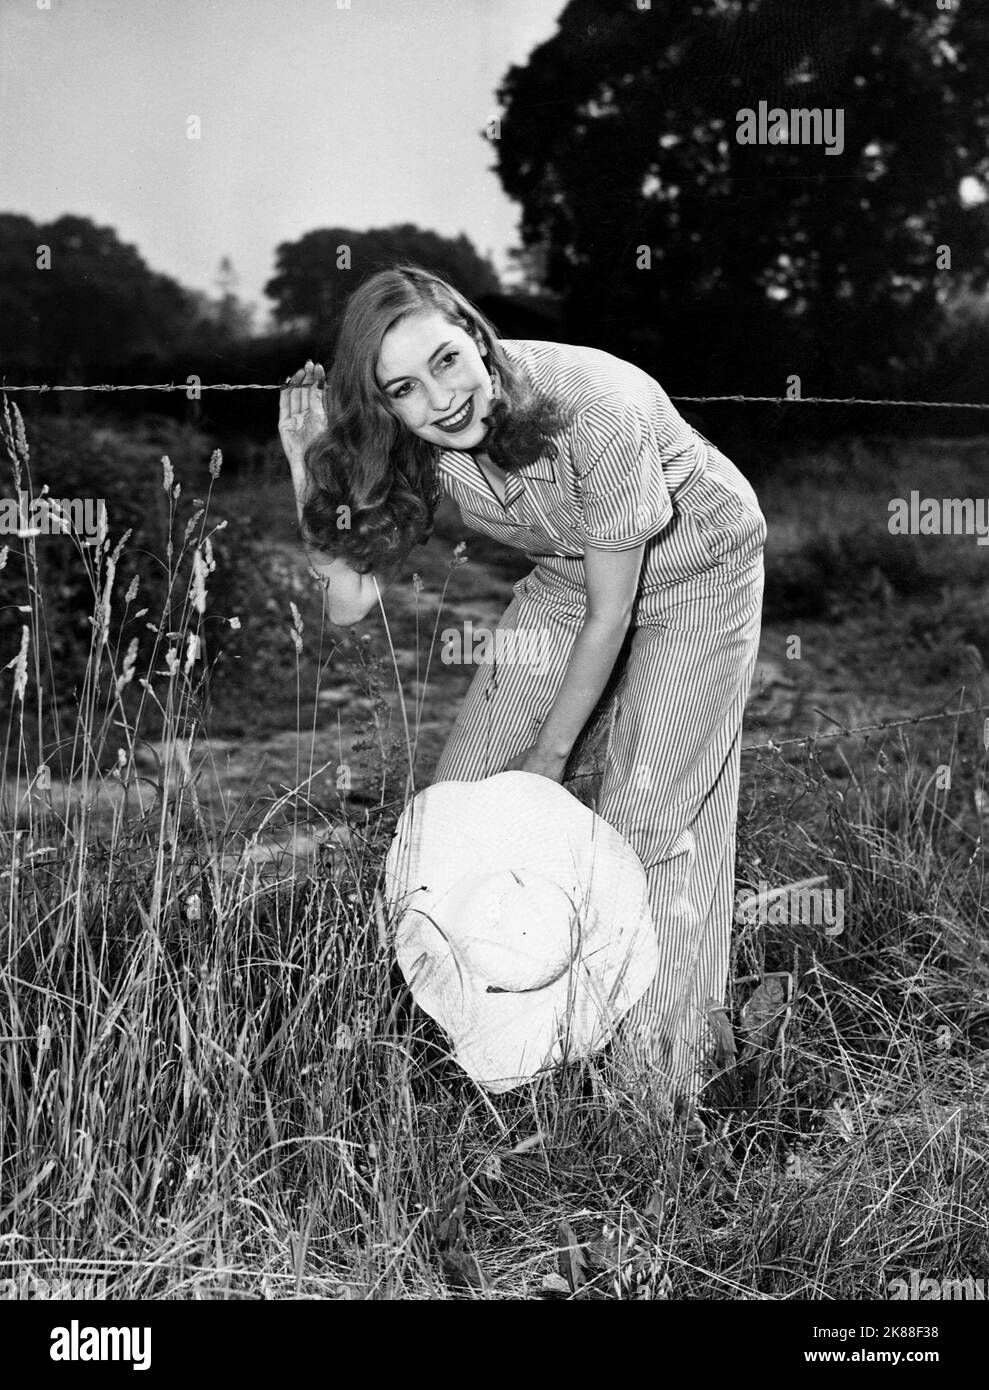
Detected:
[
  {"left": 304, "top": 553, "right": 388, "bottom": 627},
  {"left": 507, "top": 541, "right": 646, "bottom": 779},
  {"left": 279, "top": 361, "right": 396, "bottom": 625}
]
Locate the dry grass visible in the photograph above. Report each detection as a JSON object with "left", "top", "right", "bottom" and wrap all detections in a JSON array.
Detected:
[{"left": 2, "top": 402, "right": 988, "bottom": 1301}]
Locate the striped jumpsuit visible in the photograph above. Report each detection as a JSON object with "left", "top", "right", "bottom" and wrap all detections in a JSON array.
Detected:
[{"left": 430, "top": 340, "right": 766, "bottom": 1098}]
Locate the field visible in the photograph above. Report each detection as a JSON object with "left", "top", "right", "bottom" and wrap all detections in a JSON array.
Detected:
[{"left": 1, "top": 403, "right": 988, "bottom": 1300}]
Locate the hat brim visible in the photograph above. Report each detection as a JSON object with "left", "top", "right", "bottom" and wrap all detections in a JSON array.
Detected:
[
  {"left": 398, "top": 908, "right": 640, "bottom": 1092},
  {"left": 388, "top": 773, "right": 660, "bottom": 1092}
]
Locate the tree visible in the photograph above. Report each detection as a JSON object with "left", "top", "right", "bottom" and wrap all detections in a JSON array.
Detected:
[
  {"left": 0, "top": 213, "right": 45, "bottom": 373},
  {"left": 492, "top": 0, "right": 989, "bottom": 393},
  {"left": 264, "top": 224, "right": 501, "bottom": 345},
  {"left": 0, "top": 213, "right": 207, "bottom": 378},
  {"left": 210, "top": 256, "right": 255, "bottom": 340}
]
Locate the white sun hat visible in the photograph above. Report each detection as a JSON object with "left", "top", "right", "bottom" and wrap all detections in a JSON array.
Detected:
[{"left": 383, "top": 771, "right": 659, "bottom": 1093}]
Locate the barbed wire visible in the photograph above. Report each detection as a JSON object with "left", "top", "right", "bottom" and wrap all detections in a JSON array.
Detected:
[
  {"left": 675, "top": 395, "right": 989, "bottom": 409},
  {"left": 741, "top": 700, "right": 989, "bottom": 757},
  {"left": 563, "top": 700, "right": 989, "bottom": 783},
  {"left": 1, "top": 381, "right": 989, "bottom": 409}
]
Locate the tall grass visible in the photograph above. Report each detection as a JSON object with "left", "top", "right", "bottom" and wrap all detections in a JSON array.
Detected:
[{"left": 1, "top": 404, "right": 987, "bottom": 1300}]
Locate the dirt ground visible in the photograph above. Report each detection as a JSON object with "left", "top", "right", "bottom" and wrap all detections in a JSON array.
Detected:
[{"left": 17, "top": 450, "right": 988, "bottom": 872}]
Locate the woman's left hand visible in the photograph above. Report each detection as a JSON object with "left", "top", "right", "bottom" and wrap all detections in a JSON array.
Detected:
[
  {"left": 502, "top": 745, "right": 568, "bottom": 783},
  {"left": 279, "top": 361, "right": 328, "bottom": 467}
]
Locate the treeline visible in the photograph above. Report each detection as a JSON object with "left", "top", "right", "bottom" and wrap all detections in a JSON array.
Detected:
[
  {"left": 64, "top": 292, "right": 563, "bottom": 443},
  {"left": 0, "top": 213, "right": 567, "bottom": 442}
]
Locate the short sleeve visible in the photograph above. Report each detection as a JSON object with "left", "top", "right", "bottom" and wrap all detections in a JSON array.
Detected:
[{"left": 571, "top": 406, "right": 673, "bottom": 550}]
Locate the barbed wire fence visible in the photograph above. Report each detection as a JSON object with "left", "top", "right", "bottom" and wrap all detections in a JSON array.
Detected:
[
  {"left": 3, "top": 380, "right": 989, "bottom": 762},
  {"left": 565, "top": 703, "right": 989, "bottom": 781},
  {"left": 2, "top": 381, "right": 989, "bottom": 410}
]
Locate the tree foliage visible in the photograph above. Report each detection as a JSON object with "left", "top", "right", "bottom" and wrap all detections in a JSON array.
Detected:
[
  {"left": 0, "top": 214, "right": 210, "bottom": 379},
  {"left": 264, "top": 224, "right": 500, "bottom": 347},
  {"left": 493, "top": 0, "right": 989, "bottom": 393}
]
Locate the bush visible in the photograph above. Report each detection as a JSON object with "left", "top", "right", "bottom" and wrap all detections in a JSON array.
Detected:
[
  {"left": 0, "top": 406, "right": 311, "bottom": 771},
  {"left": 763, "top": 525, "right": 932, "bottom": 622}
]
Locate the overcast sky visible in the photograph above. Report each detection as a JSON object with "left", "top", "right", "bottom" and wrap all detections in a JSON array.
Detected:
[{"left": 0, "top": 0, "right": 565, "bottom": 328}]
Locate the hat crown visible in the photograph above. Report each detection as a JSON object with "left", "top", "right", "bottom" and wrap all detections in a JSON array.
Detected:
[{"left": 454, "top": 871, "right": 579, "bottom": 991}]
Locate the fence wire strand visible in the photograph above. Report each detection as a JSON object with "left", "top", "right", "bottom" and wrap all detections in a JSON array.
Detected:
[
  {"left": 2, "top": 381, "right": 989, "bottom": 409},
  {"left": 739, "top": 700, "right": 989, "bottom": 759},
  {"left": 558, "top": 702, "right": 989, "bottom": 781}
]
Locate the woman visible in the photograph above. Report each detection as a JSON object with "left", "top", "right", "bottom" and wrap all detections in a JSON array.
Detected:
[{"left": 278, "top": 264, "right": 766, "bottom": 1103}]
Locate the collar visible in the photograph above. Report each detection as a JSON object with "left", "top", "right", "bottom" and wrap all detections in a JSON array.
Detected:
[{"left": 437, "top": 449, "right": 556, "bottom": 510}]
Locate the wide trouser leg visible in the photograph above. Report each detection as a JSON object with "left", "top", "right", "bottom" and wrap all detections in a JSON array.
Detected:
[
  {"left": 431, "top": 556, "right": 763, "bottom": 1109},
  {"left": 599, "top": 561, "right": 763, "bottom": 1104},
  {"left": 431, "top": 590, "right": 581, "bottom": 783}
]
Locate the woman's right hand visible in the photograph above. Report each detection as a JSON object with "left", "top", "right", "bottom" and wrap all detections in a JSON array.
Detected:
[{"left": 278, "top": 359, "right": 328, "bottom": 466}]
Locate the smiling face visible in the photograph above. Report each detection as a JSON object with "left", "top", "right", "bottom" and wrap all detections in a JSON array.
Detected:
[{"left": 375, "top": 310, "right": 494, "bottom": 449}]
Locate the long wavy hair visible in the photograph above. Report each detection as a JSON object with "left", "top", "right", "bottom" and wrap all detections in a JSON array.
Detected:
[{"left": 301, "top": 264, "right": 568, "bottom": 573}]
